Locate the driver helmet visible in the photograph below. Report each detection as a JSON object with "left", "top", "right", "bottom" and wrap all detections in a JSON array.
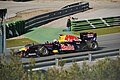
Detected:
[{"left": 53, "top": 39, "right": 57, "bottom": 42}]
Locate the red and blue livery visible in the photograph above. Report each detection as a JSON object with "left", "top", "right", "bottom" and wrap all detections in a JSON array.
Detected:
[{"left": 17, "top": 32, "right": 98, "bottom": 57}]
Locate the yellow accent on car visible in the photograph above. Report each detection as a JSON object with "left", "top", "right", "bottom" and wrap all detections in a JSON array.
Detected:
[
  {"left": 53, "top": 50, "right": 58, "bottom": 53},
  {"left": 58, "top": 40, "right": 67, "bottom": 42},
  {"left": 19, "top": 48, "right": 27, "bottom": 52},
  {"left": 58, "top": 35, "right": 67, "bottom": 42}
]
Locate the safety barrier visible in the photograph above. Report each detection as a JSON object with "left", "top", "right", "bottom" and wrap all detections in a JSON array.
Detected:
[
  {"left": 5, "top": 20, "right": 25, "bottom": 39},
  {"left": 23, "top": 48, "right": 120, "bottom": 70},
  {"left": 25, "top": 2, "right": 89, "bottom": 29},
  {"left": 71, "top": 16, "right": 120, "bottom": 31},
  {"left": 5, "top": 2, "right": 89, "bottom": 39}
]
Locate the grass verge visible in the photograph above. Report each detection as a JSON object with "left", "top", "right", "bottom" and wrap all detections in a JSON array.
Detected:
[
  {"left": 6, "top": 38, "right": 39, "bottom": 48},
  {"left": 73, "top": 26, "right": 120, "bottom": 36}
]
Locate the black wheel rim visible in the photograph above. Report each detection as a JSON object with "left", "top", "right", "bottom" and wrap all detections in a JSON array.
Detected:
[{"left": 40, "top": 47, "right": 49, "bottom": 56}]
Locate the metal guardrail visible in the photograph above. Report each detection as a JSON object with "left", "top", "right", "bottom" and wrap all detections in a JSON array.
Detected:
[
  {"left": 25, "top": 2, "right": 89, "bottom": 29},
  {"left": 2, "top": 2, "right": 89, "bottom": 39},
  {"left": 23, "top": 48, "right": 120, "bottom": 69},
  {"left": 71, "top": 16, "right": 120, "bottom": 31}
]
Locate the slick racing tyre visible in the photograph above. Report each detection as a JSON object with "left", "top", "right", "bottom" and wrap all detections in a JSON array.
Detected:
[
  {"left": 18, "top": 51, "right": 25, "bottom": 57},
  {"left": 88, "top": 41, "right": 98, "bottom": 50},
  {"left": 38, "top": 46, "right": 49, "bottom": 56}
]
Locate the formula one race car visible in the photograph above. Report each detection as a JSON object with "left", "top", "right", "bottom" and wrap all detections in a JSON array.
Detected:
[{"left": 17, "top": 32, "right": 98, "bottom": 57}]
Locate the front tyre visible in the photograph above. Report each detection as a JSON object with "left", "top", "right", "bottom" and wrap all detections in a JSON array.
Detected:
[
  {"left": 20, "top": 51, "right": 29, "bottom": 58},
  {"left": 38, "top": 46, "right": 49, "bottom": 56}
]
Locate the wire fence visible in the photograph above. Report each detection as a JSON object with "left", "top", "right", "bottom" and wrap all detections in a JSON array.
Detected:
[{"left": 23, "top": 48, "right": 120, "bottom": 70}]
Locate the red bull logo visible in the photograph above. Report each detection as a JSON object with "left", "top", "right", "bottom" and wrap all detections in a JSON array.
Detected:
[
  {"left": 64, "top": 35, "right": 80, "bottom": 42},
  {"left": 58, "top": 34, "right": 80, "bottom": 42}
]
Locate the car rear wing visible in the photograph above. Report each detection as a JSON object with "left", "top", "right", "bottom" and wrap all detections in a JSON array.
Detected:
[{"left": 80, "top": 32, "right": 97, "bottom": 41}]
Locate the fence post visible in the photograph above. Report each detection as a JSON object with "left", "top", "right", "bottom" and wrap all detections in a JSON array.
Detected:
[
  {"left": 89, "top": 53, "right": 92, "bottom": 62},
  {"left": 55, "top": 57, "right": 59, "bottom": 67},
  {"left": 119, "top": 48, "right": 120, "bottom": 56}
]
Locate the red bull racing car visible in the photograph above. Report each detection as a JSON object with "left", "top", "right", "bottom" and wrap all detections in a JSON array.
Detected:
[{"left": 17, "top": 32, "right": 98, "bottom": 57}]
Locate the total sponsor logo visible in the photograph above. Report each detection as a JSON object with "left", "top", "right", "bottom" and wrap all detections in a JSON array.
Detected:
[{"left": 87, "top": 34, "right": 94, "bottom": 38}]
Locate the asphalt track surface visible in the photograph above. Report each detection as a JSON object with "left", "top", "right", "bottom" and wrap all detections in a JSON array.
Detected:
[
  {"left": 0, "top": 1, "right": 120, "bottom": 19},
  {"left": 21, "top": 32, "right": 120, "bottom": 63},
  {"left": 0, "top": 1, "right": 68, "bottom": 18}
]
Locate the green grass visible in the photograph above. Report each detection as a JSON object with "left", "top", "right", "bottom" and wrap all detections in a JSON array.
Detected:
[
  {"left": 6, "top": 27, "right": 72, "bottom": 48},
  {"left": 73, "top": 26, "right": 120, "bottom": 36},
  {"left": 24, "top": 27, "right": 68, "bottom": 43},
  {"left": 6, "top": 38, "right": 39, "bottom": 48}
]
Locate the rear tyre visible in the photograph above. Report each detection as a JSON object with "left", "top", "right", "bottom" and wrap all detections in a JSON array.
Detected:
[
  {"left": 88, "top": 41, "right": 98, "bottom": 50},
  {"left": 38, "top": 46, "right": 49, "bottom": 56}
]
